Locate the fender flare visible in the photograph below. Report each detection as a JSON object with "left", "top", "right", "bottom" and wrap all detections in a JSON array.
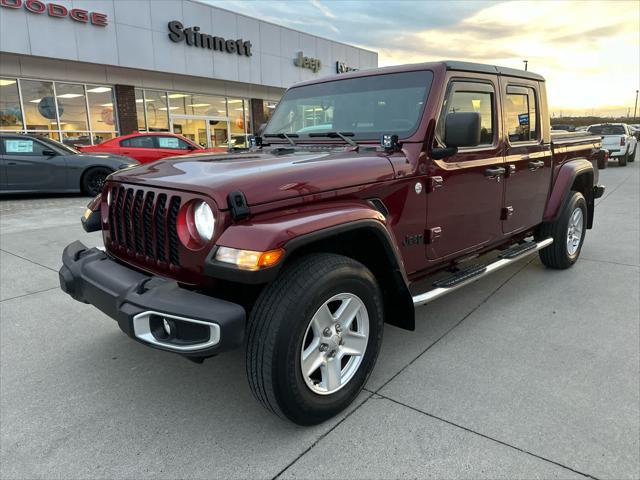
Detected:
[
  {"left": 204, "top": 201, "right": 416, "bottom": 330},
  {"left": 543, "top": 158, "right": 594, "bottom": 223}
]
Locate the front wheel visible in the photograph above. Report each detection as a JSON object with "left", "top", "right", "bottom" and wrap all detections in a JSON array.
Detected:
[
  {"left": 537, "top": 191, "right": 587, "bottom": 269},
  {"left": 628, "top": 146, "right": 636, "bottom": 162},
  {"left": 81, "top": 167, "right": 112, "bottom": 196},
  {"left": 246, "top": 253, "right": 384, "bottom": 425}
]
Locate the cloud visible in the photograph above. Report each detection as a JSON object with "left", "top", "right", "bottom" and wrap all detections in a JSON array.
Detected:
[
  {"left": 202, "top": 0, "right": 639, "bottom": 115},
  {"left": 309, "top": 0, "right": 336, "bottom": 19}
]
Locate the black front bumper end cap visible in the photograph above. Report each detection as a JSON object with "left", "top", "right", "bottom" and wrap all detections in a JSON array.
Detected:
[
  {"left": 58, "top": 241, "right": 246, "bottom": 357},
  {"left": 594, "top": 185, "right": 605, "bottom": 199}
]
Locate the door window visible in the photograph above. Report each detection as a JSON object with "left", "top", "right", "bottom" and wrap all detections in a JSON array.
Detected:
[
  {"left": 2, "top": 138, "right": 48, "bottom": 156},
  {"left": 440, "top": 82, "right": 495, "bottom": 146},
  {"left": 505, "top": 86, "right": 538, "bottom": 143},
  {"left": 157, "top": 136, "right": 190, "bottom": 149},
  {"left": 120, "top": 136, "right": 155, "bottom": 148}
]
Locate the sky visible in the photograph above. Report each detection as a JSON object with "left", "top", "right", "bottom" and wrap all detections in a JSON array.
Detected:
[{"left": 204, "top": 0, "right": 640, "bottom": 117}]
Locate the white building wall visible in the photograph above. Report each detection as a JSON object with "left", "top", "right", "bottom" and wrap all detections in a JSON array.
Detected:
[{"left": 0, "top": 0, "right": 378, "bottom": 90}]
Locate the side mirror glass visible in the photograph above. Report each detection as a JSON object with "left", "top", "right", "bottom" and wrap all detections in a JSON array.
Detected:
[{"left": 444, "top": 112, "right": 481, "bottom": 148}]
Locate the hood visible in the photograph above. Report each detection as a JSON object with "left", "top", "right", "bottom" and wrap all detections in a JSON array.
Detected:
[{"left": 111, "top": 148, "right": 396, "bottom": 208}]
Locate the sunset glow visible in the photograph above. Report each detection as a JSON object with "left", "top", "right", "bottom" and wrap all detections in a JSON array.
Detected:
[{"left": 207, "top": 0, "right": 640, "bottom": 117}]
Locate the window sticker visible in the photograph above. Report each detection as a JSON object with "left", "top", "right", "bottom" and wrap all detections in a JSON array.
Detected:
[
  {"left": 518, "top": 113, "right": 529, "bottom": 126},
  {"left": 5, "top": 140, "right": 34, "bottom": 153},
  {"left": 158, "top": 137, "right": 180, "bottom": 148}
]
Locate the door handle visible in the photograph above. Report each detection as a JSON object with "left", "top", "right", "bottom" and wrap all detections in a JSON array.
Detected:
[
  {"left": 528, "top": 160, "right": 545, "bottom": 170},
  {"left": 484, "top": 166, "right": 506, "bottom": 178},
  {"left": 7, "top": 162, "right": 17, "bottom": 165}
]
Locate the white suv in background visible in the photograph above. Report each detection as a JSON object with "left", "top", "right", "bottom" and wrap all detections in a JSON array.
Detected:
[{"left": 587, "top": 123, "right": 637, "bottom": 166}]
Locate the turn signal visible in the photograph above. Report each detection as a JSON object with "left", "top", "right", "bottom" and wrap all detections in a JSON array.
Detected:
[{"left": 215, "top": 247, "right": 285, "bottom": 270}]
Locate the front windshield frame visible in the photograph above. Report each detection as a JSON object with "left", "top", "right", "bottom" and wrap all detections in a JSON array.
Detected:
[{"left": 264, "top": 70, "right": 434, "bottom": 142}]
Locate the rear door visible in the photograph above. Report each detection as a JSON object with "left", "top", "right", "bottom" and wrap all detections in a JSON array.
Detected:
[
  {"left": 426, "top": 76, "right": 505, "bottom": 260},
  {"left": 500, "top": 80, "right": 552, "bottom": 234},
  {"left": 119, "top": 135, "right": 158, "bottom": 163},
  {"left": 2, "top": 137, "right": 67, "bottom": 191}
]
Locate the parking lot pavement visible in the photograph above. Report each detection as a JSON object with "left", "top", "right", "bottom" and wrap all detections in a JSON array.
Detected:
[{"left": 1, "top": 154, "right": 638, "bottom": 479}]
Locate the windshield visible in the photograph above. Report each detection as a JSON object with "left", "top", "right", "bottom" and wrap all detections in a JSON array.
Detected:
[
  {"left": 588, "top": 125, "right": 625, "bottom": 135},
  {"left": 38, "top": 136, "right": 80, "bottom": 154},
  {"left": 264, "top": 70, "right": 433, "bottom": 140}
]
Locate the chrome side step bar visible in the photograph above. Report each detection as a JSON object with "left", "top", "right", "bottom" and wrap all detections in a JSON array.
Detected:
[{"left": 412, "top": 238, "right": 553, "bottom": 307}]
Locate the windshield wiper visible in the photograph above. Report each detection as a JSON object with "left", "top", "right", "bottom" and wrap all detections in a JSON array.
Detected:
[
  {"left": 308, "top": 131, "right": 358, "bottom": 147},
  {"left": 263, "top": 133, "right": 298, "bottom": 146}
]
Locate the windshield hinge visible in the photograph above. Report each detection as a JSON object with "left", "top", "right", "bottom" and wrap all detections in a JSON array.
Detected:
[
  {"left": 227, "top": 191, "right": 250, "bottom": 221},
  {"left": 428, "top": 176, "right": 443, "bottom": 193}
]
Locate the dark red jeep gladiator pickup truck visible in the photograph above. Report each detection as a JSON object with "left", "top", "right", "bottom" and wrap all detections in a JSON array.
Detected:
[{"left": 60, "top": 61, "right": 605, "bottom": 425}]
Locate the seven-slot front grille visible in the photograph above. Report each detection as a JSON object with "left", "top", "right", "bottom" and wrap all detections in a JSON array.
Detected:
[{"left": 108, "top": 186, "right": 182, "bottom": 266}]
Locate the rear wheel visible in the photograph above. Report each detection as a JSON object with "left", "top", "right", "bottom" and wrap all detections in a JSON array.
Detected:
[
  {"left": 619, "top": 152, "right": 628, "bottom": 166},
  {"left": 537, "top": 191, "right": 587, "bottom": 269},
  {"left": 246, "top": 253, "right": 384, "bottom": 425},
  {"left": 81, "top": 167, "right": 111, "bottom": 196}
]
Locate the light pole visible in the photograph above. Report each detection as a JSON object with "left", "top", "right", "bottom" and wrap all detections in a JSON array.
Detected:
[
  {"left": 634, "top": 89, "right": 639, "bottom": 121},
  {"left": 523, "top": 60, "right": 528, "bottom": 71}
]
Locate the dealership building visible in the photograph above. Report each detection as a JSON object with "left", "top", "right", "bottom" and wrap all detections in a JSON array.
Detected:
[{"left": 0, "top": 0, "right": 377, "bottom": 147}]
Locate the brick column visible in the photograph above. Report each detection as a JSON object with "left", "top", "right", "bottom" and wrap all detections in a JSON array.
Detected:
[
  {"left": 250, "top": 98, "right": 266, "bottom": 134},
  {"left": 114, "top": 85, "right": 138, "bottom": 135}
]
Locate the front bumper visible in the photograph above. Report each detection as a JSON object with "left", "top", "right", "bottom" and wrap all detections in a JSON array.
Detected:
[{"left": 59, "top": 241, "right": 245, "bottom": 357}]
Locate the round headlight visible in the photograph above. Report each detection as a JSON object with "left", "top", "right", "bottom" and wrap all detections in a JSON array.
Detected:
[{"left": 193, "top": 201, "right": 215, "bottom": 241}]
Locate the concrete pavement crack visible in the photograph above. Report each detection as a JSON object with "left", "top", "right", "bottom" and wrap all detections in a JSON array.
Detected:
[
  {"left": 1, "top": 286, "right": 58, "bottom": 303},
  {"left": 0, "top": 248, "right": 58, "bottom": 273},
  {"left": 271, "top": 391, "right": 375, "bottom": 480},
  {"left": 375, "top": 393, "right": 600, "bottom": 480}
]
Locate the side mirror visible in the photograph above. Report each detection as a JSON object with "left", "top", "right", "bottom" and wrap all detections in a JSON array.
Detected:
[
  {"left": 444, "top": 112, "right": 481, "bottom": 148},
  {"left": 431, "top": 112, "right": 482, "bottom": 160},
  {"left": 42, "top": 149, "right": 57, "bottom": 157},
  {"left": 187, "top": 144, "right": 198, "bottom": 150}
]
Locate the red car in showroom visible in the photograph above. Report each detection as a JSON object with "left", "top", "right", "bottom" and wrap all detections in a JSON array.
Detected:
[{"left": 77, "top": 132, "right": 226, "bottom": 163}]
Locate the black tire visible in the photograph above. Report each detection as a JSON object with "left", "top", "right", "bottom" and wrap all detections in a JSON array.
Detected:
[
  {"left": 597, "top": 155, "right": 607, "bottom": 169},
  {"left": 628, "top": 147, "right": 635, "bottom": 162},
  {"left": 246, "top": 253, "right": 384, "bottom": 425},
  {"left": 537, "top": 191, "right": 587, "bottom": 269},
  {"left": 619, "top": 152, "right": 628, "bottom": 167},
  {"left": 81, "top": 167, "right": 112, "bottom": 196}
]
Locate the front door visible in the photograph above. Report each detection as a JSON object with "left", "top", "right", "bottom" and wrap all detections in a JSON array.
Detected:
[
  {"left": 172, "top": 117, "right": 208, "bottom": 147},
  {"left": 172, "top": 116, "right": 230, "bottom": 149},
  {"left": 208, "top": 119, "right": 229, "bottom": 149},
  {"left": 426, "top": 77, "right": 505, "bottom": 261},
  {"left": 500, "top": 80, "right": 552, "bottom": 234},
  {"left": 2, "top": 136, "right": 67, "bottom": 191}
]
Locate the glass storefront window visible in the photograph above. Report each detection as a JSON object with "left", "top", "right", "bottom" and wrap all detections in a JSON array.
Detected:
[
  {"left": 26, "top": 131, "right": 60, "bottom": 141},
  {"left": 86, "top": 85, "right": 117, "bottom": 134},
  {"left": 263, "top": 100, "right": 278, "bottom": 124},
  {"left": 20, "top": 79, "right": 57, "bottom": 132},
  {"left": 228, "top": 98, "right": 247, "bottom": 147},
  {"left": 56, "top": 83, "right": 89, "bottom": 132},
  {"left": 0, "top": 78, "right": 23, "bottom": 130},
  {"left": 135, "top": 88, "right": 146, "bottom": 131},
  {"left": 61, "top": 131, "right": 92, "bottom": 147},
  {"left": 168, "top": 92, "right": 227, "bottom": 117},
  {"left": 144, "top": 90, "right": 169, "bottom": 131}
]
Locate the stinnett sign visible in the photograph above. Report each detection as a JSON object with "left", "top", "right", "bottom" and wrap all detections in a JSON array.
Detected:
[{"left": 167, "top": 21, "right": 253, "bottom": 57}]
